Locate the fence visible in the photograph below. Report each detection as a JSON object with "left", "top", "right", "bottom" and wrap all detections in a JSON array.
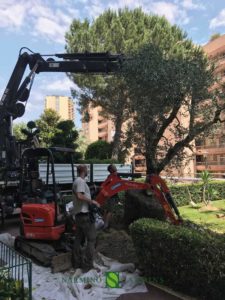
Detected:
[
  {"left": 0, "top": 241, "right": 32, "bottom": 300},
  {"left": 39, "top": 163, "right": 132, "bottom": 184}
]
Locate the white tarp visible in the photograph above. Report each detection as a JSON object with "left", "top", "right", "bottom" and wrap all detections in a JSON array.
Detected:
[{"left": 0, "top": 234, "right": 147, "bottom": 300}]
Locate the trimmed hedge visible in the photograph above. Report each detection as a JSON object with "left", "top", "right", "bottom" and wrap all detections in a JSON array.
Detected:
[
  {"left": 130, "top": 218, "right": 225, "bottom": 300},
  {"left": 170, "top": 181, "right": 225, "bottom": 207}
]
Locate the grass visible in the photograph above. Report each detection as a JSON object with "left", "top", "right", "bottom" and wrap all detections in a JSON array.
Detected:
[{"left": 179, "top": 200, "right": 225, "bottom": 233}]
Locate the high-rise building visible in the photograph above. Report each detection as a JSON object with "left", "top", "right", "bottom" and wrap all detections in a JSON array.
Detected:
[
  {"left": 82, "top": 106, "right": 115, "bottom": 142},
  {"left": 195, "top": 34, "right": 225, "bottom": 178},
  {"left": 45, "top": 96, "right": 74, "bottom": 121}
]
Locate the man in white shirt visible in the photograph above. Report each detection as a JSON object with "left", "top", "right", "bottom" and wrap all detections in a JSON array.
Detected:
[{"left": 72, "top": 164, "right": 100, "bottom": 272}]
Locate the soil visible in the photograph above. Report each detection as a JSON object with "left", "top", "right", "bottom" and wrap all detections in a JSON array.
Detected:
[
  {"left": 198, "top": 204, "right": 220, "bottom": 212},
  {"left": 96, "top": 228, "right": 138, "bottom": 265}
]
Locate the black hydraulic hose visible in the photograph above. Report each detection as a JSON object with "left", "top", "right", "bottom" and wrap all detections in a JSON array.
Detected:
[{"left": 165, "top": 192, "right": 181, "bottom": 218}]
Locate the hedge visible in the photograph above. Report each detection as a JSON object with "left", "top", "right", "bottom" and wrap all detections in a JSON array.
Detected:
[
  {"left": 130, "top": 218, "right": 225, "bottom": 300},
  {"left": 169, "top": 181, "right": 225, "bottom": 206}
]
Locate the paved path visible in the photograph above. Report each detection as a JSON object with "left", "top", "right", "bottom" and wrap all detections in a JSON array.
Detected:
[{"left": 117, "top": 283, "right": 188, "bottom": 300}]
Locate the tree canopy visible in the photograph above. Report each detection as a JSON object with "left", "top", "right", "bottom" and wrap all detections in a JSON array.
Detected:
[
  {"left": 65, "top": 8, "right": 163, "bottom": 159},
  {"left": 66, "top": 8, "right": 225, "bottom": 174},
  {"left": 123, "top": 34, "right": 225, "bottom": 174},
  {"left": 36, "top": 109, "right": 61, "bottom": 147},
  {"left": 13, "top": 122, "right": 27, "bottom": 140},
  {"left": 85, "top": 140, "right": 112, "bottom": 160}
]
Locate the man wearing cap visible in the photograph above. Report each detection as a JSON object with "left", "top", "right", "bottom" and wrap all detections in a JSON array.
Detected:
[{"left": 72, "top": 164, "right": 100, "bottom": 272}]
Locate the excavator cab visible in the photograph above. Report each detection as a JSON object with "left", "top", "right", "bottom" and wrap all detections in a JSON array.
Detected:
[{"left": 19, "top": 147, "right": 75, "bottom": 240}]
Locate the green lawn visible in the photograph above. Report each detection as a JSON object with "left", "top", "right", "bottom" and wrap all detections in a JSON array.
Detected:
[{"left": 179, "top": 200, "right": 225, "bottom": 233}]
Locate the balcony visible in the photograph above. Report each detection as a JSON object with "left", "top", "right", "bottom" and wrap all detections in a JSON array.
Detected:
[
  {"left": 196, "top": 145, "right": 225, "bottom": 155},
  {"left": 98, "top": 121, "right": 108, "bottom": 129},
  {"left": 98, "top": 131, "right": 108, "bottom": 138},
  {"left": 196, "top": 161, "right": 225, "bottom": 172},
  {"left": 98, "top": 115, "right": 104, "bottom": 122}
]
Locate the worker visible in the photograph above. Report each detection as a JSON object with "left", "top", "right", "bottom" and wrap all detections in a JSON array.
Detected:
[
  {"left": 108, "top": 164, "right": 118, "bottom": 177},
  {"left": 103, "top": 164, "right": 119, "bottom": 230},
  {"left": 72, "top": 164, "right": 100, "bottom": 272}
]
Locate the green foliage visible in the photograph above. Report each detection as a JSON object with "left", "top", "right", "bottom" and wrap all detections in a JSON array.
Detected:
[
  {"left": 76, "top": 130, "right": 90, "bottom": 159},
  {"left": 201, "top": 170, "right": 212, "bottom": 205},
  {"left": 51, "top": 120, "right": 78, "bottom": 148},
  {"left": 170, "top": 181, "right": 225, "bottom": 207},
  {"left": 13, "top": 122, "right": 27, "bottom": 140},
  {"left": 130, "top": 218, "right": 225, "bottom": 299},
  {"left": 201, "top": 170, "right": 212, "bottom": 184},
  {"left": 123, "top": 22, "right": 224, "bottom": 174},
  {"left": 0, "top": 269, "right": 28, "bottom": 299},
  {"left": 51, "top": 120, "right": 82, "bottom": 162},
  {"left": 85, "top": 140, "right": 112, "bottom": 160},
  {"left": 36, "top": 109, "right": 61, "bottom": 147},
  {"left": 66, "top": 7, "right": 225, "bottom": 171},
  {"left": 65, "top": 8, "right": 168, "bottom": 160}
]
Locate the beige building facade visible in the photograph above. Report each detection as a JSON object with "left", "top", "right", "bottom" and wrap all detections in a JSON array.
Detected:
[
  {"left": 195, "top": 34, "right": 225, "bottom": 178},
  {"left": 45, "top": 96, "right": 74, "bottom": 121},
  {"left": 82, "top": 106, "right": 115, "bottom": 143}
]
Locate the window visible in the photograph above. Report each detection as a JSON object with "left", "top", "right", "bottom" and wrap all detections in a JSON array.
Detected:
[
  {"left": 195, "top": 139, "right": 205, "bottom": 147},
  {"left": 196, "top": 155, "right": 204, "bottom": 162}
]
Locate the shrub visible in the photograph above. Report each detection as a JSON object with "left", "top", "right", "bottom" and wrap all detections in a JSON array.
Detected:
[
  {"left": 85, "top": 140, "right": 112, "bottom": 160},
  {"left": 169, "top": 181, "right": 225, "bottom": 206},
  {"left": 0, "top": 269, "right": 29, "bottom": 299},
  {"left": 130, "top": 218, "right": 225, "bottom": 300}
]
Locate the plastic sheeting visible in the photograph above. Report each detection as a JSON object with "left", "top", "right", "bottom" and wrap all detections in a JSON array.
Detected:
[
  {"left": 0, "top": 234, "right": 147, "bottom": 300},
  {"left": 29, "top": 253, "right": 147, "bottom": 300}
]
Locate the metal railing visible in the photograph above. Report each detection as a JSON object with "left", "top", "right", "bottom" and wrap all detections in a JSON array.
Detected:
[{"left": 0, "top": 241, "right": 32, "bottom": 300}]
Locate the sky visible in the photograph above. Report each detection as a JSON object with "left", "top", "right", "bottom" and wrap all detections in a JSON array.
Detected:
[{"left": 1, "top": 0, "right": 225, "bottom": 128}]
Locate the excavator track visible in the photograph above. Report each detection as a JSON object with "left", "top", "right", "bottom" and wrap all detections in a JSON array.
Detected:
[{"left": 15, "top": 236, "right": 72, "bottom": 273}]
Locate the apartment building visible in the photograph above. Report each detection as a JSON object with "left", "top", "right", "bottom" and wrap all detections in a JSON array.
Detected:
[
  {"left": 195, "top": 34, "right": 225, "bottom": 178},
  {"left": 45, "top": 96, "right": 74, "bottom": 121},
  {"left": 82, "top": 106, "right": 115, "bottom": 142}
]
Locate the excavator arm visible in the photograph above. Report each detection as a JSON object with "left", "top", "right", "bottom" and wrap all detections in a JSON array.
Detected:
[{"left": 96, "top": 173, "right": 182, "bottom": 225}]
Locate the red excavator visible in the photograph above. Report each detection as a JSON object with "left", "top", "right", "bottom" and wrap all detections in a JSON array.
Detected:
[{"left": 15, "top": 145, "right": 182, "bottom": 272}]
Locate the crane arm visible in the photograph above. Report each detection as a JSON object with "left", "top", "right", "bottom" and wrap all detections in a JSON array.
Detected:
[{"left": 0, "top": 49, "right": 123, "bottom": 181}]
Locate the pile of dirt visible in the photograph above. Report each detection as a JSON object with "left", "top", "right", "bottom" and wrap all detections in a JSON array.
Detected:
[
  {"left": 123, "top": 190, "right": 166, "bottom": 226},
  {"left": 96, "top": 229, "right": 138, "bottom": 265}
]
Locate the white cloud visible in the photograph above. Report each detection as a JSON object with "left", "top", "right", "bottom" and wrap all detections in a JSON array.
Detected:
[
  {"left": 0, "top": 0, "right": 77, "bottom": 44},
  {"left": 109, "top": 0, "right": 140, "bottom": 12},
  {"left": 84, "top": 0, "right": 105, "bottom": 19},
  {"left": 210, "top": 9, "right": 225, "bottom": 29},
  {"left": 0, "top": 0, "right": 29, "bottom": 29},
  {"left": 150, "top": 2, "right": 189, "bottom": 25},
  {"left": 44, "top": 77, "right": 79, "bottom": 93},
  {"left": 181, "top": 0, "right": 205, "bottom": 10},
  {"left": 34, "top": 17, "right": 67, "bottom": 44}
]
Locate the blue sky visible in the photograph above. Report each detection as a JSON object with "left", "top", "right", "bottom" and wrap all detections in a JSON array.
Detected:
[{"left": 0, "top": 0, "right": 225, "bottom": 128}]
